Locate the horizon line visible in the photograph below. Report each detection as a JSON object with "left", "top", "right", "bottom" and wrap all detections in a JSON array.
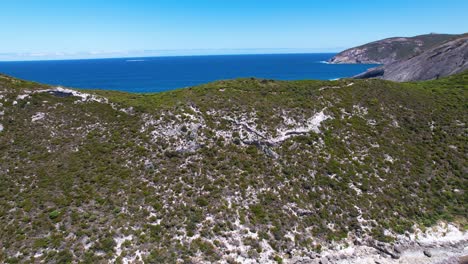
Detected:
[{"left": 0, "top": 48, "right": 343, "bottom": 62}]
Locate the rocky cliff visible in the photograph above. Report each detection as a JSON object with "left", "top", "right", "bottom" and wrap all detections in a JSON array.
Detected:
[
  {"left": 355, "top": 36, "right": 468, "bottom": 82},
  {"left": 328, "top": 33, "right": 460, "bottom": 64}
]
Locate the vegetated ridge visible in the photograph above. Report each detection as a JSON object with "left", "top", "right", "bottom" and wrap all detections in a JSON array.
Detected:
[{"left": 0, "top": 72, "right": 467, "bottom": 263}]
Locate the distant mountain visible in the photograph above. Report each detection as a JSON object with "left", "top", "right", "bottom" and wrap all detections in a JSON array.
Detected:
[
  {"left": 328, "top": 33, "right": 462, "bottom": 64},
  {"left": 355, "top": 35, "right": 468, "bottom": 81},
  {"left": 0, "top": 73, "right": 466, "bottom": 263}
]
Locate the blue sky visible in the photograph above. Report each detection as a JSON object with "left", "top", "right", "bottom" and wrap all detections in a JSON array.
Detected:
[{"left": 1, "top": 0, "right": 467, "bottom": 60}]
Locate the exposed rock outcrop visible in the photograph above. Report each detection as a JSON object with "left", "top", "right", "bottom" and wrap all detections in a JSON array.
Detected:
[
  {"left": 355, "top": 36, "right": 468, "bottom": 82},
  {"left": 329, "top": 33, "right": 461, "bottom": 64}
]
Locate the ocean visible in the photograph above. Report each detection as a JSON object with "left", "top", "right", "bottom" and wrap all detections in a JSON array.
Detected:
[{"left": 0, "top": 53, "right": 377, "bottom": 93}]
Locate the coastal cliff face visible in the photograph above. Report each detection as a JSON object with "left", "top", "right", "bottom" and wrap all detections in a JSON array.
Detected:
[
  {"left": 328, "top": 34, "right": 460, "bottom": 64},
  {"left": 0, "top": 73, "right": 466, "bottom": 263},
  {"left": 355, "top": 36, "right": 468, "bottom": 82}
]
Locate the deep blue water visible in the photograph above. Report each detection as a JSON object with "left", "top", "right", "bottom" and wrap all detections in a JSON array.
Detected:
[{"left": 0, "top": 54, "right": 377, "bottom": 93}]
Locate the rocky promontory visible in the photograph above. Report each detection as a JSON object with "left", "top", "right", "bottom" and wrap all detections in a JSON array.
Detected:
[
  {"left": 329, "top": 33, "right": 461, "bottom": 64},
  {"left": 354, "top": 35, "right": 468, "bottom": 82}
]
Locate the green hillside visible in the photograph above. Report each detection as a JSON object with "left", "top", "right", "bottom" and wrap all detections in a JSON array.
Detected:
[{"left": 0, "top": 72, "right": 466, "bottom": 263}]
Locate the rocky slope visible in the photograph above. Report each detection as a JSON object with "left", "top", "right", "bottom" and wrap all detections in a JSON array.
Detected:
[
  {"left": 328, "top": 33, "right": 461, "bottom": 64},
  {"left": 0, "top": 73, "right": 466, "bottom": 263},
  {"left": 355, "top": 36, "right": 468, "bottom": 82}
]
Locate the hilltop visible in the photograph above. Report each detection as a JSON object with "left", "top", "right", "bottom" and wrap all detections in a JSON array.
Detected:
[
  {"left": 0, "top": 73, "right": 467, "bottom": 263},
  {"left": 328, "top": 33, "right": 461, "bottom": 64}
]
